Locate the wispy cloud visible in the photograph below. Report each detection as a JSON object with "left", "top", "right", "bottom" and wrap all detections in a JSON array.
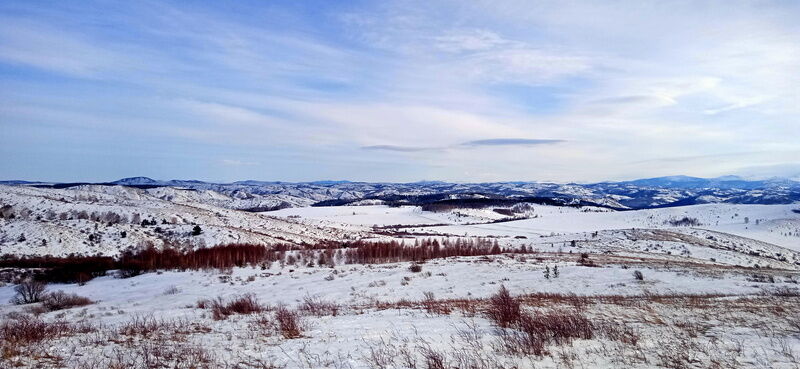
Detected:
[
  {"left": 462, "top": 138, "right": 565, "bottom": 147},
  {"left": 361, "top": 145, "right": 438, "bottom": 152},
  {"left": 362, "top": 138, "right": 565, "bottom": 152}
]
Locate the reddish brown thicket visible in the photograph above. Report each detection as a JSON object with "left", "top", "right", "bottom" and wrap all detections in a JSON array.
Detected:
[
  {"left": 2, "top": 237, "right": 528, "bottom": 283},
  {"left": 117, "top": 244, "right": 286, "bottom": 273},
  {"left": 343, "top": 238, "right": 504, "bottom": 264}
]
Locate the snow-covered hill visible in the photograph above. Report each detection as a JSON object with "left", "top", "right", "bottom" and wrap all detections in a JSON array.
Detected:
[
  {"left": 5, "top": 175, "right": 798, "bottom": 212},
  {"left": 0, "top": 185, "right": 361, "bottom": 256}
]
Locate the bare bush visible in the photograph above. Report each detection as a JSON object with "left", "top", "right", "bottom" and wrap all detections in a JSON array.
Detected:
[
  {"left": 275, "top": 305, "right": 302, "bottom": 339},
  {"left": 209, "top": 294, "right": 264, "bottom": 320},
  {"left": 633, "top": 270, "right": 644, "bottom": 281},
  {"left": 41, "top": 291, "right": 93, "bottom": 311},
  {"left": 12, "top": 279, "right": 46, "bottom": 305},
  {"left": 163, "top": 285, "right": 181, "bottom": 295},
  {"left": 486, "top": 285, "right": 520, "bottom": 328},
  {"left": 408, "top": 262, "right": 423, "bottom": 273}
]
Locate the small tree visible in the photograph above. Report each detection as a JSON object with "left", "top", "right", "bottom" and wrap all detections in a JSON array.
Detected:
[
  {"left": 633, "top": 270, "right": 644, "bottom": 281},
  {"left": 192, "top": 225, "right": 203, "bottom": 236},
  {"left": 544, "top": 265, "right": 551, "bottom": 280},
  {"left": 13, "top": 279, "right": 47, "bottom": 304},
  {"left": 553, "top": 265, "right": 560, "bottom": 278}
]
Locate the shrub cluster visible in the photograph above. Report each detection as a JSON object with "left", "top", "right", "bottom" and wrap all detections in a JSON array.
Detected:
[
  {"left": 200, "top": 294, "right": 265, "bottom": 320},
  {"left": 40, "top": 291, "right": 93, "bottom": 312},
  {"left": 486, "top": 286, "right": 595, "bottom": 356}
]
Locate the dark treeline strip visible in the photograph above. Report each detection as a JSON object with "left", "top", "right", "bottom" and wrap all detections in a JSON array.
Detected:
[
  {"left": 0, "top": 255, "right": 115, "bottom": 284},
  {"left": 421, "top": 197, "right": 579, "bottom": 212},
  {"left": 313, "top": 193, "right": 617, "bottom": 211},
  {"left": 1, "top": 238, "right": 527, "bottom": 284}
]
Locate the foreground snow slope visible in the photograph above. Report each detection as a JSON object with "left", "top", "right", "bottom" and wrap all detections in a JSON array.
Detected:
[{"left": 1, "top": 255, "right": 798, "bottom": 368}]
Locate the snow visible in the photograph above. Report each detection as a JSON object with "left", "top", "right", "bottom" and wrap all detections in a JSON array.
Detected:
[{"left": 2, "top": 185, "right": 800, "bottom": 368}]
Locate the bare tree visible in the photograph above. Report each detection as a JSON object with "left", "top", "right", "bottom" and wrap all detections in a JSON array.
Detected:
[{"left": 13, "top": 279, "right": 47, "bottom": 304}]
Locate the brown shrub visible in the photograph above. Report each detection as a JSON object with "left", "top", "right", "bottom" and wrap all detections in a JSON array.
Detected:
[
  {"left": 275, "top": 305, "right": 302, "bottom": 339},
  {"left": 209, "top": 294, "right": 264, "bottom": 320},
  {"left": 41, "top": 291, "right": 93, "bottom": 311},
  {"left": 486, "top": 285, "right": 520, "bottom": 328}
]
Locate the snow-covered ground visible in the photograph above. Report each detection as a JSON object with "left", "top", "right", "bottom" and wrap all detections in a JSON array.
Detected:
[
  {"left": 267, "top": 204, "right": 529, "bottom": 228},
  {"left": 1, "top": 256, "right": 798, "bottom": 368},
  {"left": 2, "top": 185, "right": 800, "bottom": 368}
]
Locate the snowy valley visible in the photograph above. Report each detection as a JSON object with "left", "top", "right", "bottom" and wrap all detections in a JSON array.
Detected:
[{"left": 0, "top": 180, "right": 799, "bottom": 368}]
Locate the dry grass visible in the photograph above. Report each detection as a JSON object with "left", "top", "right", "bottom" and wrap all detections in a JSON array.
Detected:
[{"left": 299, "top": 295, "right": 340, "bottom": 317}]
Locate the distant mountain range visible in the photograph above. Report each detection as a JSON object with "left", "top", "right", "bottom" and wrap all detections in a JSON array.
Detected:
[{"left": 2, "top": 175, "right": 799, "bottom": 210}]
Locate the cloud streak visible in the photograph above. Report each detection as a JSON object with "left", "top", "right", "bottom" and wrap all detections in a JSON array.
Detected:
[{"left": 362, "top": 138, "right": 565, "bottom": 152}]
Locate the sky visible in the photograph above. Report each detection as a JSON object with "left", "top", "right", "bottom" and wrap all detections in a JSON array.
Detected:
[{"left": 1, "top": 0, "right": 799, "bottom": 183}]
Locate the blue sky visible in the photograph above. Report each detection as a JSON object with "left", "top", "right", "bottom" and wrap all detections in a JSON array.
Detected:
[{"left": 1, "top": 0, "right": 799, "bottom": 183}]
